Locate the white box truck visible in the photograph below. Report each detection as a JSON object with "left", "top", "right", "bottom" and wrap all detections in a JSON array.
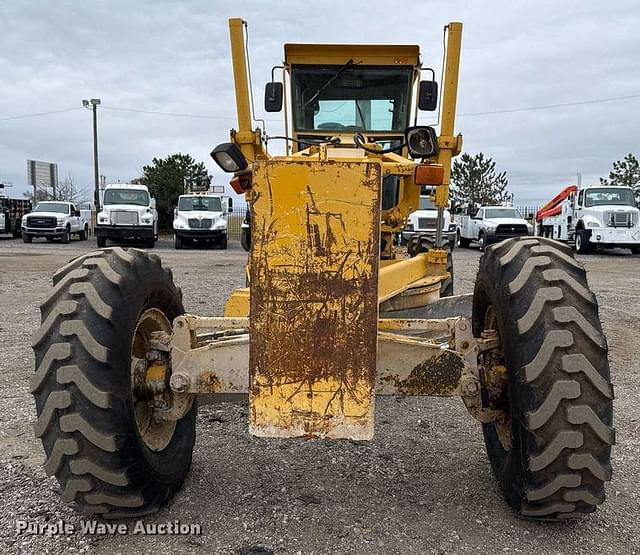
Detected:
[
  {"left": 96, "top": 184, "right": 158, "bottom": 248},
  {"left": 172, "top": 192, "right": 230, "bottom": 249}
]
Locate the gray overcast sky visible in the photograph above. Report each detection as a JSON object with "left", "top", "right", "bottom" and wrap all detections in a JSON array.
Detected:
[{"left": 1, "top": 0, "right": 639, "bottom": 205}]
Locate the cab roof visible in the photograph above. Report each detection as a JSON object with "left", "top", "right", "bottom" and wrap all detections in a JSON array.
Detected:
[
  {"left": 105, "top": 183, "right": 148, "bottom": 190},
  {"left": 284, "top": 44, "right": 420, "bottom": 67}
]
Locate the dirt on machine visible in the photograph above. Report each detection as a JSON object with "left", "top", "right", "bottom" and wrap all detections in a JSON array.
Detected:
[{"left": 31, "top": 18, "right": 614, "bottom": 522}]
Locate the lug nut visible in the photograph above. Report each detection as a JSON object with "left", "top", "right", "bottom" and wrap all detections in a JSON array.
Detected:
[{"left": 170, "top": 374, "right": 190, "bottom": 393}]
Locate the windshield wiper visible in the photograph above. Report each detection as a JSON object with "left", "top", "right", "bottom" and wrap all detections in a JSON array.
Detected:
[{"left": 304, "top": 59, "right": 354, "bottom": 107}]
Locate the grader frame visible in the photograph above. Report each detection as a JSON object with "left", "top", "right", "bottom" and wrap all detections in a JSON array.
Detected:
[{"left": 163, "top": 18, "right": 507, "bottom": 440}]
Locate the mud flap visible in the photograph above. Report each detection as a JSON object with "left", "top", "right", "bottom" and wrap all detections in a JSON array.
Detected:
[{"left": 249, "top": 159, "right": 381, "bottom": 439}]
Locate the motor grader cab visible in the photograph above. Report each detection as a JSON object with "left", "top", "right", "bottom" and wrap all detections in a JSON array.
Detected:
[{"left": 32, "top": 18, "right": 613, "bottom": 522}]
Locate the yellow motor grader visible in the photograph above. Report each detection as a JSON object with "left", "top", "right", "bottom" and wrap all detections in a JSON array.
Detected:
[{"left": 31, "top": 18, "right": 613, "bottom": 521}]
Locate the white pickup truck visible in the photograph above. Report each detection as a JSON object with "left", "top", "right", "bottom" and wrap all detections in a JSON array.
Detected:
[
  {"left": 401, "top": 195, "right": 456, "bottom": 248},
  {"left": 455, "top": 206, "right": 532, "bottom": 251},
  {"left": 22, "top": 201, "right": 90, "bottom": 243},
  {"left": 96, "top": 184, "right": 158, "bottom": 248},
  {"left": 173, "top": 193, "right": 230, "bottom": 249}
]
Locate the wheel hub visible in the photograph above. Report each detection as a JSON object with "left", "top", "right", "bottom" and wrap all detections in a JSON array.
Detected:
[{"left": 131, "top": 308, "right": 177, "bottom": 451}]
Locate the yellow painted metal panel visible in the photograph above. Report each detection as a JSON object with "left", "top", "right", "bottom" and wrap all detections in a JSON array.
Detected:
[
  {"left": 249, "top": 159, "right": 382, "bottom": 439},
  {"left": 284, "top": 44, "right": 420, "bottom": 66}
]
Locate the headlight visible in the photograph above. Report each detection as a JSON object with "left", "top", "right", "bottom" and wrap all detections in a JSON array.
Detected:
[
  {"left": 141, "top": 215, "right": 153, "bottom": 224},
  {"left": 405, "top": 223, "right": 414, "bottom": 232},
  {"left": 586, "top": 221, "right": 599, "bottom": 228},
  {"left": 486, "top": 226, "right": 496, "bottom": 233},
  {"left": 448, "top": 223, "right": 457, "bottom": 232},
  {"left": 98, "top": 213, "right": 109, "bottom": 224},
  {"left": 174, "top": 221, "right": 185, "bottom": 230},
  {"left": 213, "top": 219, "right": 227, "bottom": 230}
]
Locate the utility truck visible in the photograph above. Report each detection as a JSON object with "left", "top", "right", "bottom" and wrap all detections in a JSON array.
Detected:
[
  {"left": 0, "top": 196, "right": 30, "bottom": 238},
  {"left": 21, "top": 201, "right": 89, "bottom": 243},
  {"left": 173, "top": 193, "right": 230, "bottom": 249},
  {"left": 96, "top": 183, "right": 157, "bottom": 248},
  {"left": 537, "top": 184, "right": 640, "bottom": 254},
  {"left": 455, "top": 206, "right": 532, "bottom": 250}
]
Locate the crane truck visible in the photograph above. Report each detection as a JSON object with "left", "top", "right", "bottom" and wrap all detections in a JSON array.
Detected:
[{"left": 536, "top": 184, "right": 639, "bottom": 254}]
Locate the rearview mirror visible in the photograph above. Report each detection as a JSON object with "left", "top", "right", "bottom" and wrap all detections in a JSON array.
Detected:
[
  {"left": 418, "top": 80, "right": 438, "bottom": 111},
  {"left": 264, "top": 82, "right": 283, "bottom": 112}
]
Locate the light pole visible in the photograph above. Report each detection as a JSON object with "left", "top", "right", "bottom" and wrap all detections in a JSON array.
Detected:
[{"left": 82, "top": 98, "right": 101, "bottom": 211}]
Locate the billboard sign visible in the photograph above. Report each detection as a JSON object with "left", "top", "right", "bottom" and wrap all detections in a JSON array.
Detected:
[{"left": 27, "top": 160, "right": 58, "bottom": 193}]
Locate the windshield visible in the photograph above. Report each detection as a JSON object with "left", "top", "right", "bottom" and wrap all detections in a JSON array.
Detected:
[
  {"left": 104, "top": 189, "right": 149, "bottom": 206},
  {"left": 290, "top": 65, "right": 413, "bottom": 132},
  {"left": 485, "top": 208, "right": 523, "bottom": 219},
  {"left": 419, "top": 197, "right": 435, "bottom": 210},
  {"left": 178, "top": 196, "right": 222, "bottom": 212},
  {"left": 34, "top": 202, "right": 69, "bottom": 214},
  {"left": 584, "top": 188, "right": 636, "bottom": 207}
]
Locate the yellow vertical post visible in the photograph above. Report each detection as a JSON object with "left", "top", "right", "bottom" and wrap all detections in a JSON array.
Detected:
[
  {"left": 435, "top": 22, "right": 463, "bottom": 210},
  {"left": 228, "top": 18, "right": 258, "bottom": 161}
]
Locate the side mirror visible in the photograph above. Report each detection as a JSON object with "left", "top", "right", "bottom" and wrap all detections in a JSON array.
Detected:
[
  {"left": 264, "top": 82, "right": 283, "bottom": 112},
  {"left": 173, "top": 207, "right": 178, "bottom": 218},
  {"left": 418, "top": 80, "right": 438, "bottom": 111},
  {"left": 150, "top": 198, "right": 156, "bottom": 209},
  {"left": 74, "top": 210, "right": 81, "bottom": 217},
  {"left": 227, "top": 198, "right": 233, "bottom": 211}
]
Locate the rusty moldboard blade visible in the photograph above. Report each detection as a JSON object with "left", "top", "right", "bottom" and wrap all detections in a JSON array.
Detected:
[{"left": 249, "top": 159, "right": 381, "bottom": 439}]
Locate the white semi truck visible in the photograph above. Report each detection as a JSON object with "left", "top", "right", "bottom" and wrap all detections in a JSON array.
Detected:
[
  {"left": 536, "top": 184, "right": 640, "bottom": 254},
  {"left": 96, "top": 184, "right": 158, "bottom": 248},
  {"left": 455, "top": 206, "right": 532, "bottom": 251},
  {"left": 172, "top": 193, "right": 230, "bottom": 249}
]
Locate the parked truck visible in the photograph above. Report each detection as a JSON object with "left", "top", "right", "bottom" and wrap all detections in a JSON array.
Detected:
[
  {"left": 22, "top": 201, "right": 89, "bottom": 243},
  {"left": 96, "top": 183, "right": 158, "bottom": 248},
  {"left": 401, "top": 188, "right": 457, "bottom": 249},
  {"left": 172, "top": 192, "right": 230, "bottom": 249},
  {"left": 536, "top": 184, "right": 640, "bottom": 254},
  {"left": 455, "top": 205, "right": 532, "bottom": 250},
  {"left": 0, "top": 196, "right": 31, "bottom": 238}
]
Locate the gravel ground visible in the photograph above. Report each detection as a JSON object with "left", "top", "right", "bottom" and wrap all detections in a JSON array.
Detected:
[{"left": 0, "top": 236, "right": 639, "bottom": 554}]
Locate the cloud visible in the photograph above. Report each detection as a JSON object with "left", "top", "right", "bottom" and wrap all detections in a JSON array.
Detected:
[{"left": 1, "top": 0, "right": 639, "bottom": 205}]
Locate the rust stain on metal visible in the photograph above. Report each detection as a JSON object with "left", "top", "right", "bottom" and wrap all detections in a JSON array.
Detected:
[
  {"left": 393, "top": 351, "right": 464, "bottom": 395},
  {"left": 249, "top": 159, "right": 382, "bottom": 439}
]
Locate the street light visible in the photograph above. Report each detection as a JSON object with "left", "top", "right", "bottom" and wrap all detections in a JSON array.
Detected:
[{"left": 82, "top": 98, "right": 101, "bottom": 211}]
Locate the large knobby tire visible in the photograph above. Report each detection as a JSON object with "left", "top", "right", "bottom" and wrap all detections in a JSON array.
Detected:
[
  {"left": 408, "top": 234, "right": 453, "bottom": 297},
  {"left": 96, "top": 236, "right": 106, "bottom": 248},
  {"left": 23, "top": 233, "right": 33, "bottom": 243},
  {"left": 61, "top": 227, "right": 71, "bottom": 244},
  {"left": 174, "top": 234, "right": 183, "bottom": 250},
  {"left": 31, "top": 247, "right": 196, "bottom": 518},
  {"left": 473, "top": 236, "right": 614, "bottom": 520}
]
